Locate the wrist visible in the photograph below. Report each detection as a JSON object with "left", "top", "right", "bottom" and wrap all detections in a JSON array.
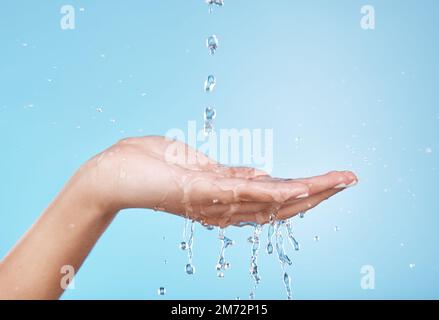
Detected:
[{"left": 65, "top": 165, "right": 119, "bottom": 221}]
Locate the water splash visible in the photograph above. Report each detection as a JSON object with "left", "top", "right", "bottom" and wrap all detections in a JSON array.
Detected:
[
  {"left": 216, "top": 228, "right": 234, "bottom": 277},
  {"left": 248, "top": 224, "right": 263, "bottom": 299}
]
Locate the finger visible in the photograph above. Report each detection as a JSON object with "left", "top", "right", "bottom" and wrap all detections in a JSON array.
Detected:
[
  {"left": 189, "top": 201, "right": 273, "bottom": 227},
  {"left": 276, "top": 188, "right": 343, "bottom": 220},
  {"left": 211, "top": 165, "right": 269, "bottom": 179},
  {"left": 218, "top": 178, "right": 310, "bottom": 203},
  {"left": 293, "top": 171, "right": 358, "bottom": 195}
]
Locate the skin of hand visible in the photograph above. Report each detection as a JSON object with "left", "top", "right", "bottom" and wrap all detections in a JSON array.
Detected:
[{"left": 0, "top": 136, "right": 358, "bottom": 299}]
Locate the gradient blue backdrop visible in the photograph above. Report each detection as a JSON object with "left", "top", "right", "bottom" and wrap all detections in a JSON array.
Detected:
[{"left": 1, "top": 0, "right": 438, "bottom": 299}]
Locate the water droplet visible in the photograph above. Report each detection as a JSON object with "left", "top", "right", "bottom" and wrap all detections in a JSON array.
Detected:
[
  {"left": 206, "top": 0, "right": 224, "bottom": 9},
  {"left": 283, "top": 272, "right": 292, "bottom": 300},
  {"left": 180, "top": 241, "right": 187, "bottom": 250},
  {"left": 425, "top": 147, "right": 433, "bottom": 155},
  {"left": 266, "top": 222, "right": 274, "bottom": 254},
  {"left": 204, "top": 75, "right": 216, "bottom": 92},
  {"left": 212, "top": 199, "right": 219, "bottom": 204},
  {"left": 285, "top": 219, "right": 300, "bottom": 251},
  {"left": 184, "top": 220, "right": 196, "bottom": 273},
  {"left": 204, "top": 106, "right": 216, "bottom": 120},
  {"left": 217, "top": 271, "right": 225, "bottom": 278},
  {"left": 299, "top": 212, "right": 305, "bottom": 218},
  {"left": 334, "top": 226, "right": 340, "bottom": 232},
  {"left": 185, "top": 263, "right": 195, "bottom": 275},
  {"left": 314, "top": 235, "right": 320, "bottom": 242},
  {"left": 96, "top": 107, "right": 103, "bottom": 113},
  {"left": 248, "top": 224, "right": 263, "bottom": 297},
  {"left": 266, "top": 242, "right": 273, "bottom": 254},
  {"left": 204, "top": 107, "right": 217, "bottom": 135},
  {"left": 157, "top": 287, "right": 166, "bottom": 295},
  {"left": 274, "top": 224, "right": 289, "bottom": 266},
  {"left": 409, "top": 263, "right": 416, "bottom": 269},
  {"left": 206, "top": 35, "right": 219, "bottom": 55},
  {"left": 215, "top": 229, "right": 234, "bottom": 276}
]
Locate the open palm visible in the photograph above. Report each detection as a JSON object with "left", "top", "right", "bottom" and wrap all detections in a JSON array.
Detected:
[{"left": 86, "top": 136, "right": 357, "bottom": 227}]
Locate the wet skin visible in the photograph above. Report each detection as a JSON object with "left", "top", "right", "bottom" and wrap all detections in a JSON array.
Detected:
[{"left": 0, "top": 136, "right": 357, "bottom": 299}]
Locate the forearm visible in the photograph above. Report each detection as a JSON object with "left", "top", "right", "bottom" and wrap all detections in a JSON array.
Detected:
[{"left": 0, "top": 172, "right": 116, "bottom": 299}]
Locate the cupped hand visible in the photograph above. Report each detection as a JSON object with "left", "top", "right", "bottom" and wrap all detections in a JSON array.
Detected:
[{"left": 79, "top": 136, "right": 357, "bottom": 228}]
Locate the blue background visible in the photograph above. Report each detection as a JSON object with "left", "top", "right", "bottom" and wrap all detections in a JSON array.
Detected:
[{"left": 0, "top": 0, "right": 438, "bottom": 299}]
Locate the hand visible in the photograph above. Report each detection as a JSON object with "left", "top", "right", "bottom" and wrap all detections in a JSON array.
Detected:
[
  {"left": 79, "top": 136, "right": 358, "bottom": 228},
  {"left": 0, "top": 135, "right": 358, "bottom": 299}
]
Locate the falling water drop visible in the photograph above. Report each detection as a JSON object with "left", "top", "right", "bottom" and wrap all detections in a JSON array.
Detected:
[
  {"left": 334, "top": 226, "right": 340, "bottom": 232},
  {"left": 299, "top": 212, "right": 305, "bottom": 219},
  {"left": 275, "top": 221, "right": 294, "bottom": 300},
  {"left": 314, "top": 235, "right": 320, "bottom": 242},
  {"left": 157, "top": 287, "right": 166, "bottom": 296},
  {"left": 266, "top": 222, "right": 274, "bottom": 254},
  {"left": 204, "top": 106, "right": 217, "bottom": 135},
  {"left": 204, "top": 75, "right": 216, "bottom": 92},
  {"left": 283, "top": 272, "right": 292, "bottom": 300},
  {"left": 275, "top": 222, "right": 292, "bottom": 267},
  {"left": 206, "top": 35, "right": 219, "bottom": 55},
  {"left": 186, "top": 220, "right": 195, "bottom": 271},
  {"left": 206, "top": 0, "right": 224, "bottom": 13},
  {"left": 249, "top": 224, "right": 263, "bottom": 299},
  {"left": 285, "top": 219, "right": 300, "bottom": 251},
  {"left": 180, "top": 241, "right": 187, "bottom": 250},
  {"left": 185, "top": 263, "right": 195, "bottom": 275},
  {"left": 215, "top": 228, "right": 234, "bottom": 277},
  {"left": 267, "top": 243, "right": 273, "bottom": 254}
]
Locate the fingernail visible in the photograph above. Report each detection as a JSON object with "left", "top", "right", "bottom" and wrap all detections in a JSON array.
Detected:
[
  {"left": 334, "top": 183, "right": 347, "bottom": 189},
  {"left": 296, "top": 193, "right": 309, "bottom": 199}
]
